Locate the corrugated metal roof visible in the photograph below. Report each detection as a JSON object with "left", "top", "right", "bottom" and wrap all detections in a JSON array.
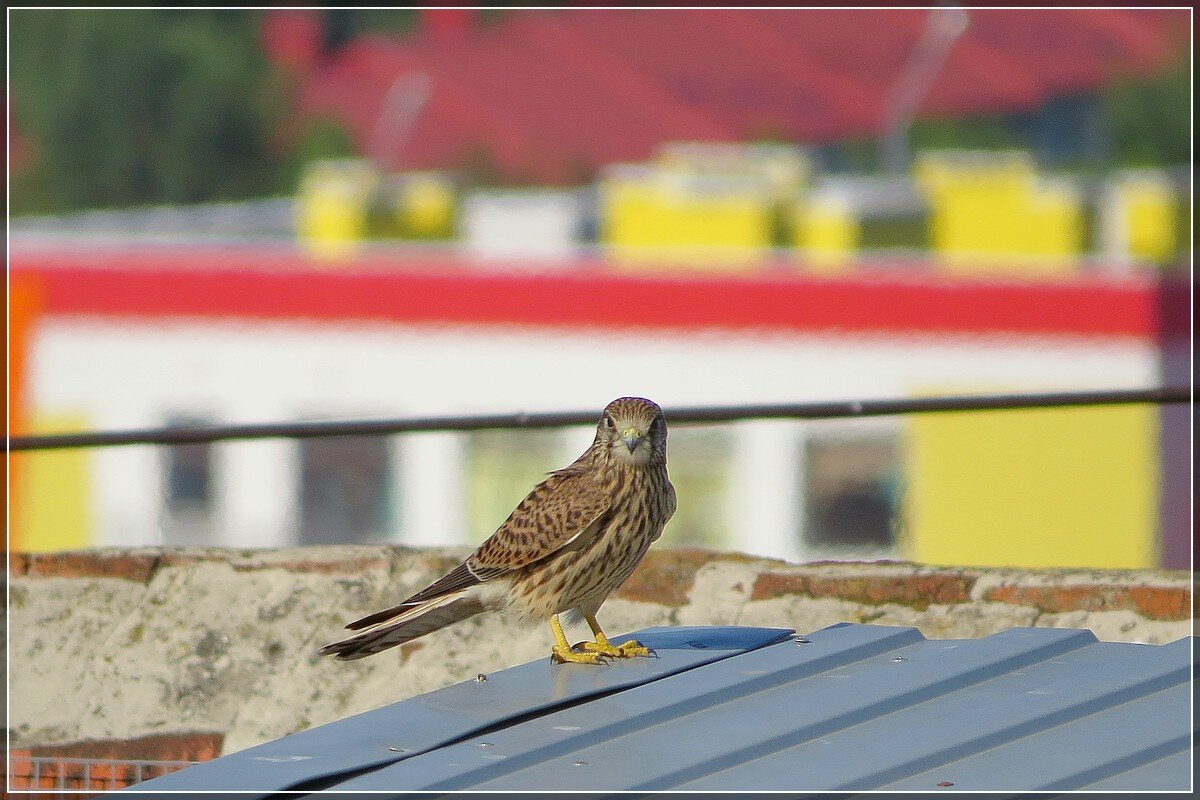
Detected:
[{"left": 130, "top": 623, "right": 1194, "bottom": 793}]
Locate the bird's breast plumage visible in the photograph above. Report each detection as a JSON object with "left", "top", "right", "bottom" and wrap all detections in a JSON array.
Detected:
[{"left": 505, "top": 463, "right": 674, "bottom": 621}]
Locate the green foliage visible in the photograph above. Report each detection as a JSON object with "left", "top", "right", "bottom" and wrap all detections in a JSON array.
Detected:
[
  {"left": 861, "top": 53, "right": 1189, "bottom": 173},
  {"left": 831, "top": 139, "right": 881, "bottom": 174},
  {"left": 908, "top": 115, "right": 1024, "bottom": 154},
  {"left": 859, "top": 213, "right": 930, "bottom": 252},
  {"left": 1103, "top": 56, "right": 1190, "bottom": 168},
  {"left": 289, "top": 116, "right": 358, "bottom": 168},
  {"left": 9, "top": 9, "right": 317, "bottom": 214},
  {"left": 320, "top": 9, "right": 419, "bottom": 52}
]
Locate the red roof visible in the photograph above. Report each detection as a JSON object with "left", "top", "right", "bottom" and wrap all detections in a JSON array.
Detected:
[{"left": 279, "top": 8, "right": 1185, "bottom": 181}]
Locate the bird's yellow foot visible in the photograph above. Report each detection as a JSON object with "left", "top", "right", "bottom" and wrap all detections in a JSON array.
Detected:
[
  {"left": 580, "top": 639, "right": 654, "bottom": 658},
  {"left": 551, "top": 643, "right": 609, "bottom": 665}
]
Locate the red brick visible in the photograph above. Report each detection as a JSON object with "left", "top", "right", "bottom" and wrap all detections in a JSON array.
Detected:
[
  {"left": 616, "top": 549, "right": 759, "bottom": 606},
  {"left": 23, "top": 732, "right": 223, "bottom": 763},
  {"left": 24, "top": 551, "right": 159, "bottom": 582},
  {"left": 986, "top": 585, "right": 1109, "bottom": 613},
  {"left": 749, "top": 572, "right": 807, "bottom": 601},
  {"left": 84, "top": 759, "right": 135, "bottom": 790},
  {"left": 750, "top": 571, "right": 975, "bottom": 610},
  {"left": 6, "top": 737, "right": 216, "bottom": 796},
  {"left": 982, "top": 584, "right": 1193, "bottom": 621},
  {"left": 8, "top": 551, "right": 30, "bottom": 576},
  {"left": 155, "top": 550, "right": 231, "bottom": 569},
  {"left": 7, "top": 748, "right": 33, "bottom": 791},
  {"left": 4, "top": 752, "right": 120, "bottom": 795},
  {"left": 1128, "top": 586, "right": 1193, "bottom": 620}
]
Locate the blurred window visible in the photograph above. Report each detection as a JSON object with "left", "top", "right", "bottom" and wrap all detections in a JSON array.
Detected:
[
  {"left": 298, "top": 437, "right": 392, "bottom": 545},
  {"left": 802, "top": 434, "right": 900, "bottom": 558},
  {"left": 465, "top": 430, "right": 564, "bottom": 543},
  {"left": 658, "top": 428, "right": 732, "bottom": 548},
  {"left": 162, "top": 416, "right": 215, "bottom": 546}
]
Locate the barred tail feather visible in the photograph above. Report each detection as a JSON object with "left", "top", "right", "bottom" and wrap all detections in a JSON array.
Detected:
[
  {"left": 317, "top": 593, "right": 484, "bottom": 661},
  {"left": 344, "top": 563, "right": 484, "bottom": 632}
]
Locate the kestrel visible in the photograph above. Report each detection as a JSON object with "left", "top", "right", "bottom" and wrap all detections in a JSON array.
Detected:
[{"left": 319, "top": 397, "right": 677, "bottom": 665}]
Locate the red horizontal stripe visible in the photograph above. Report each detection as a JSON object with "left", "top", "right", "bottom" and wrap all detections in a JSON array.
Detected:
[{"left": 11, "top": 247, "right": 1158, "bottom": 338}]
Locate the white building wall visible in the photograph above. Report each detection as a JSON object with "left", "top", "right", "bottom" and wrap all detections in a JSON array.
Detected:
[
  {"left": 729, "top": 421, "right": 804, "bottom": 562},
  {"left": 398, "top": 433, "right": 468, "bottom": 548},
  {"left": 29, "top": 318, "right": 1160, "bottom": 558},
  {"left": 213, "top": 440, "right": 300, "bottom": 549}
]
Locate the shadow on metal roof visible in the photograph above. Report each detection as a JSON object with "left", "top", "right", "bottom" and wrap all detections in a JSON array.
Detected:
[{"left": 127, "top": 623, "right": 1193, "bottom": 794}]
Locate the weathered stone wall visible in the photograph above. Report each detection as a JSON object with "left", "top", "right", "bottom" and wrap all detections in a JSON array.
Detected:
[{"left": 6, "top": 546, "right": 1194, "bottom": 761}]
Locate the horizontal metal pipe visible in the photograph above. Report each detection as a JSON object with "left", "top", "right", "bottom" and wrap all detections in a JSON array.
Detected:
[{"left": 7, "top": 386, "right": 1191, "bottom": 452}]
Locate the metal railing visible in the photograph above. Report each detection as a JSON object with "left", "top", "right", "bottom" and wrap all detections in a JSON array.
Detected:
[
  {"left": 7, "top": 386, "right": 1191, "bottom": 452},
  {"left": 5, "top": 754, "right": 197, "bottom": 795}
]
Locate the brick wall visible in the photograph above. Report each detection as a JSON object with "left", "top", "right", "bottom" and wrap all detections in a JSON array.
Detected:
[
  {"left": 6, "top": 546, "right": 1194, "bottom": 764},
  {"left": 6, "top": 734, "right": 218, "bottom": 794}
]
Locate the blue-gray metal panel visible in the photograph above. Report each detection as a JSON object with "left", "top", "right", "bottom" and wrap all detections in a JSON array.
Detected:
[
  {"left": 682, "top": 635, "right": 1193, "bottom": 791},
  {"left": 125, "top": 625, "right": 790, "bottom": 794},
  {"left": 328, "top": 622, "right": 926, "bottom": 790},
  {"left": 462, "top": 626, "right": 1097, "bottom": 791},
  {"left": 873, "top": 639, "right": 1194, "bottom": 792},
  {"left": 1082, "top": 749, "right": 1194, "bottom": 791}
]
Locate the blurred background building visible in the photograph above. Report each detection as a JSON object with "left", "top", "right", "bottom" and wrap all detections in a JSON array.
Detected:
[{"left": 8, "top": 8, "right": 1190, "bottom": 570}]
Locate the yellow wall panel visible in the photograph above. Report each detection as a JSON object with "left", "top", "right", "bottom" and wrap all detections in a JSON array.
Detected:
[
  {"left": 795, "top": 194, "right": 859, "bottom": 272},
  {"left": 13, "top": 412, "right": 93, "bottom": 552},
  {"left": 600, "top": 174, "right": 772, "bottom": 270},
  {"left": 905, "top": 404, "right": 1158, "bottom": 569}
]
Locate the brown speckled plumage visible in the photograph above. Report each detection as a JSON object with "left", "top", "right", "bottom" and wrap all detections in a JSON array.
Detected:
[{"left": 319, "top": 397, "right": 676, "bottom": 661}]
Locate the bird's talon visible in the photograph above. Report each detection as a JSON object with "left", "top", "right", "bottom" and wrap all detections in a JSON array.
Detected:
[
  {"left": 616, "top": 640, "right": 654, "bottom": 658},
  {"left": 551, "top": 645, "right": 609, "bottom": 665},
  {"left": 579, "top": 638, "right": 654, "bottom": 659}
]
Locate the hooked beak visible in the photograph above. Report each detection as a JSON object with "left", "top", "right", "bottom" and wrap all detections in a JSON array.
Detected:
[{"left": 620, "top": 428, "right": 645, "bottom": 453}]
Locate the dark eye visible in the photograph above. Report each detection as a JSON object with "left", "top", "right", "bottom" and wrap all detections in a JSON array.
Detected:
[{"left": 604, "top": 415, "right": 616, "bottom": 430}]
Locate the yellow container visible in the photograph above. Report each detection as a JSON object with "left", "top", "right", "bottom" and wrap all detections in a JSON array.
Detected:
[
  {"left": 297, "top": 159, "right": 377, "bottom": 261},
  {"left": 1109, "top": 173, "right": 1178, "bottom": 263},
  {"left": 395, "top": 172, "right": 456, "bottom": 239},
  {"left": 600, "top": 168, "right": 773, "bottom": 270},
  {"left": 793, "top": 191, "right": 859, "bottom": 272},
  {"left": 916, "top": 151, "right": 1081, "bottom": 275}
]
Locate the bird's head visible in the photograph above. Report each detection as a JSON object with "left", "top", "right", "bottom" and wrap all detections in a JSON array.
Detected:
[{"left": 594, "top": 397, "right": 667, "bottom": 468}]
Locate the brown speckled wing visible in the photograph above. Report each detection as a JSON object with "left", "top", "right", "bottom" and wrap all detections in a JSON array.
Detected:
[
  {"left": 467, "top": 469, "right": 612, "bottom": 577},
  {"left": 343, "top": 469, "right": 611, "bottom": 632}
]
